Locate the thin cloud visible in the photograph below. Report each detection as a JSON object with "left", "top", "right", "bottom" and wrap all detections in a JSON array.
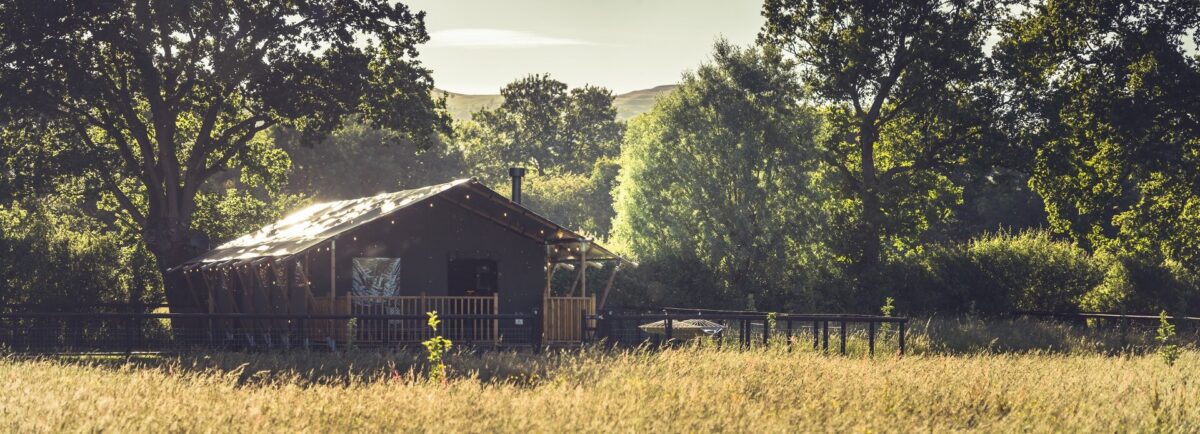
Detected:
[{"left": 428, "top": 28, "right": 602, "bottom": 48}]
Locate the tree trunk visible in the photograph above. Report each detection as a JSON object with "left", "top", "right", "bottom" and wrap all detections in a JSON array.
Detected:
[
  {"left": 857, "top": 122, "right": 883, "bottom": 289},
  {"left": 144, "top": 221, "right": 206, "bottom": 313}
]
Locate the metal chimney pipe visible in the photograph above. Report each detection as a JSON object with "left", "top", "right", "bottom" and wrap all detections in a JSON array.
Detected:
[{"left": 509, "top": 167, "right": 527, "bottom": 204}]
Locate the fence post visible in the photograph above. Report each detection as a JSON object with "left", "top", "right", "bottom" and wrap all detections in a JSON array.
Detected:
[
  {"left": 762, "top": 316, "right": 770, "bottom": 346},
  {"left": 898, "top": 321, "right": 906, "bottom": 356},
  {"left": 868, "top": 321, "right": 876, "bottom": 357},
  {"left": 302, "top": 315, "right": 311, "bottom": 351},
  {"left": 734, "top": 318, "right": 744, "bottom": 350},
  {"left": 664, "top": 314, "right": 673, "bottom": 344},
  {"left": 125, "top": 314, "right": 135, "bottom": 355},
  {"left": 812, "top": 320, "right": 819, "bottom": 350},
  {"left": 822, "top": 321, "right": 829, "bottom": 353},
  {"left": 607, "top": 312, "right": 617, "bottom": 346},
  {"left": 839, "top": 321, "right": 847, "bottom": 355},
  {"left": 786, "top": 319, "right": 793, "bottom": 349}
]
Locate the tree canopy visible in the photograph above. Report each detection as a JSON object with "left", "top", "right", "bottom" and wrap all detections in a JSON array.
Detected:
[
  {"left": 760, "top": 0, "right": 1003, "bottom": 286},
  {"left": 2, "top": 0, "right": 1199, "bottom": 316},
  {"left": 612, "top": 42, "right": 824, "bottom": 308},
  {"left": 457, "top": 74, "right": 623, "bottom": 181},
  {"left": 0, "top": 0, "right": 450, "bottom": 275},
  {"left": 996, "top": 0, "right": 1200, "bottom": 269}
]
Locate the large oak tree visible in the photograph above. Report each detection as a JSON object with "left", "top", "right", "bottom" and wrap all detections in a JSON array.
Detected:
[
  {"left": 0, "top": 1, "right": 450, "bottom": 306},
  {"left": 996, "top": 0, "right": 1200, "bottom": 269},
  {"left": 760, "top": 0, "right": 1002, "bottom": 286}
]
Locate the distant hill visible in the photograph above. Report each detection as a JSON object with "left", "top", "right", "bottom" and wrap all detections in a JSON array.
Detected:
[{"left": 437, "top": 84, "right": 677, "bottom": 122}]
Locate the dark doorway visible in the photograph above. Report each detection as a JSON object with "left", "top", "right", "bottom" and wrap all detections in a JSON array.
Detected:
[{"left": 447, "top": 258, "right": 498, "bottom": 296}]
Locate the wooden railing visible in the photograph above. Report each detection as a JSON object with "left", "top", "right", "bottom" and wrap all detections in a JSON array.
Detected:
[
  {"left": 544, "top": 296, "right": 595, "bottom": 342},
  {"left": 309, "top": 296, "right": 351, "bottom": 343},
  {"left": 351, "top": 295, "right": 498, "bottom": 345}
]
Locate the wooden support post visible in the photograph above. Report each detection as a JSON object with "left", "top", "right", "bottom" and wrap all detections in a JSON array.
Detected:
[
  {"left": 568, "top": 265, "right": 583, "bottom": 297},
  {"left": 532, "top": 308, "right": 544, "bottom": 353},
  {"left": 234, "top": 264, "right": 259, "bottom": 345},
  {"left": 492, "top": 293, "right": 499, "bottom": 343},
  {"left": 580, "top": 241, "right": 588, "bottom": 298},
  {"left": 329, "top": 239, "right": 337, "bottom": 315},
  {"left": 598, "top": 262, "right": 621, "bottom": 309},
  {"left": 898, "top": 321, "right": 906, "bottom": 356},
  {"left": 329, "top": 238, "right": 337, "bottom": 348},
  {"left": 544, "top": 259, "right": 556, "bottom": 298},
  {"left": 580, "top": 309, "right": 588, "bottom": 343},
  {"left": 202, "top": 270, "right": 215, "bottom": 345},
  {"left": 198, "top": 270, "right": 215, "bottom": 316},
  {"left": 295, "top": 260, "right": 313, "bottom": 344}
]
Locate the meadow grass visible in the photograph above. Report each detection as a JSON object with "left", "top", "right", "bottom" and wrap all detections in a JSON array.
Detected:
[{"left": 1, "top": 318, "right": 1198, "bottom": 433}]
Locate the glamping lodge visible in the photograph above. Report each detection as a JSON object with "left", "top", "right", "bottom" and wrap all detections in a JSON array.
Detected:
[{"left": 168, "top": 170, "right": 631, "bottom": 347}]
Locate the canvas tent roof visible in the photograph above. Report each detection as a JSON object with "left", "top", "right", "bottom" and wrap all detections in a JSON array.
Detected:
[{"left": 174, "top": 178, "right": 630, "bottom": 270}]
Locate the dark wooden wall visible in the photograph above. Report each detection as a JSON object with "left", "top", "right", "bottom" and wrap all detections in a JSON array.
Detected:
[{"left": 317, "top": 195, "right": 547, "bottom": 315}]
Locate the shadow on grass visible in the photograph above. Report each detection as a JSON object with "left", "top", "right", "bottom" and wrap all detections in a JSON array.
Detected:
[
  {"left": 41, "top": 348, "right": 576, "bottom": 386},
  {"left": 910, "top": 316, "right": 1199, "bottom": 355}
]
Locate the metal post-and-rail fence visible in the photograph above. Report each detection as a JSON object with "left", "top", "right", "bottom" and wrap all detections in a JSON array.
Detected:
[
  {"left": 1, "top": 310, "right": 909, "bottom": 355},
  {"left": 0, "top": 312, "right": 542, "bottom": 354},
  {"left": 1012, "top": 310, "right": 1200, "bottom": 343},
  {"left": 584, "top": 311, "right": 909, "bottom": 356},
  {"left": 1013, "top": 311, "right": 1200, "bottom": 325}
]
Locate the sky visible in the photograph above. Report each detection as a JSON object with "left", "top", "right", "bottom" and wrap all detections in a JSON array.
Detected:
[{"left": 403, "top": 0, "right": 765, "bottom": 95}]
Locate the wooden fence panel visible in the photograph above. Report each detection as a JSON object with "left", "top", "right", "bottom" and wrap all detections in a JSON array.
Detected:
[
  {"left": 350, "top": 295, "right": 498, "bottom": 346},
  {"left": 544, "top": 296, "right": 595, "bottom": 342}
]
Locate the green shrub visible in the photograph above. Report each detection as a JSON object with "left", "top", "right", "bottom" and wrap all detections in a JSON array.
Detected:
[
  {"left": 894, "top": 231, "right": 1101, "bottom": 314},
  {"left": 422, "top": 311, "right": 452, "bottom": 383},
  {"left": 1157, "top": 311, "right": 1181, "bottom": 366},
  {"left": 0, "top": 201, "right": 159, "bottom": 306},
  {"left": 968, "top": 231, "right": 1100, "bottom": 312},
  {"left": 1083, "top": 253, "right": 1199, "bottom": 314}
]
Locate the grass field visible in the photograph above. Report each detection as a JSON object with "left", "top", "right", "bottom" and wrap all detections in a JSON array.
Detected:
[{"left": 1, "top": 319, "right": 1197, "bottom": 432}]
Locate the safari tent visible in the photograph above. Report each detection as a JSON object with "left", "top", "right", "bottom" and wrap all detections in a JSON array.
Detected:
[{"left": 167, "top": 172, "right": 631, "bottom": 346}]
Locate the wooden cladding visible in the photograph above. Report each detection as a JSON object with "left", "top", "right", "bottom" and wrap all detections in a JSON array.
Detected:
[
  {"left": 351, "top": 295, "right": 499, "bottom": 345},
  {"left": 544, "top": 296, "right": 595, "bottom": 342}
]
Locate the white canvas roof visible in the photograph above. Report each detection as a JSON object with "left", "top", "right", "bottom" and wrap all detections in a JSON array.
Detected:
[
  {"left": 174, "top": 178, "right": 630, "bottom": 270},
  {"left": 179, "top": 179, "right": 469, "bottom": 266}
]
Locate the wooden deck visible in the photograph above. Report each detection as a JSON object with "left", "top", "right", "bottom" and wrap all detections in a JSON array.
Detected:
[
  {"left": 351, "top": 295, "right": 499, "bottom": 345},
  {"left": 298, "top": 294, "right": 597, "bottom": 346}
]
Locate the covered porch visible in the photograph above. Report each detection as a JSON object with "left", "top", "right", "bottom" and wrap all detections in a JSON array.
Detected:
[{"left": 170, "top": 178, "right": 633, "bottom": 348}]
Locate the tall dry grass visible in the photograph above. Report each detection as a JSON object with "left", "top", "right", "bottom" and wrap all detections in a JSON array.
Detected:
[{"left": 1, "top": 342, "right": 1197, "bottom": 432}]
